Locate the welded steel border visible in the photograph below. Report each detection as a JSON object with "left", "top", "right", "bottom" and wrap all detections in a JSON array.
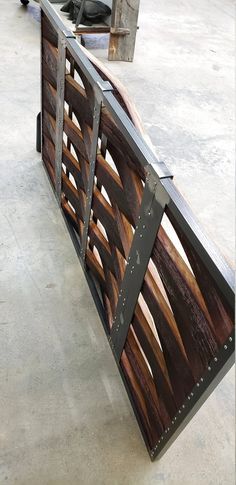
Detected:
[{"left": 40, "top": 0, "right": 235, "bottom": 461}]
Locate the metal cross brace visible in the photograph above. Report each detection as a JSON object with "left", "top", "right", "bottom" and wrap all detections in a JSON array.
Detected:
[{"left": 110, "top": 166, "right": 170, "bottom": 360}]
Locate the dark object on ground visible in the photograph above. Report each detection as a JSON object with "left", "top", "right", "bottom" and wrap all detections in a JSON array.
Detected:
[
  {"left": 20, "top": 0, "right": 29, "bottom": 5},
  {"left": 61, "top": 0, "right": 111, "bottom": 26}
]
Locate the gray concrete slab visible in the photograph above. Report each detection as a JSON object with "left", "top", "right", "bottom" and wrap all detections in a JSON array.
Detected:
[{"left": 0, "top": 1, "right": 234, "bottom": 484}]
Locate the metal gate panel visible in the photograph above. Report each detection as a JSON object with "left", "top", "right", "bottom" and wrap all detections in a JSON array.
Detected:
[{"left": 40, "top": 0, "right": 235, "bottom": 461}]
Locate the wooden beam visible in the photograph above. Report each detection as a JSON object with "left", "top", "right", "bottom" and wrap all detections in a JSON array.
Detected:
[{"left": 109, "top": 0, "right": 140, "bottom": 62}]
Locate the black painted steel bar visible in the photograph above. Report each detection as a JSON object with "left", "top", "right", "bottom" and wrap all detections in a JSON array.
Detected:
[
  {"left": 80, "top": 81, "right": 113, "bottom": 263},
  {"left": 54, "top": 34, "right": 66, "bottom": 202},
  {"left": 110, "top": 166, "right": 170, "bottom": 360}
]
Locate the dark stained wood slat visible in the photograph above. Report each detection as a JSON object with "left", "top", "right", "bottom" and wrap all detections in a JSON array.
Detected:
[
  {"left": 92, "top": 189, "right": 126, "bottom": 258},
  {"left": 141, "top": 271, "right": 195, "bottom": 408},
  {"left": 42, "top": 38, "right": 58, "bottom": 87},
  {"left": 152, "top": 231, "right": 219, "bottom": 380},
  {"left": 42, "top": 15, "right": 58, "bottom": 48},
  {"left": 96, "top": 154, "right": 134, "bottom": 226},
  {"left": 88, "top": 222, "right": 115, "bottom": 275},
  {"left": 62, "top": 172, "right": 86, "bottom": 222},
  {"left": 123, "top": 332, "right": 164, "bottom": 446},
  {"left": 43, "top": 110, "right": 56, "bottom": 145},
  {"left": 85, "top": 248, "right": 106, "bottom": 292},
  {"left": 43, "top": 79, "right": 57, "bottom": 118},
  {"left": 65, "top": 75, "right": 93, "bottom": 128},
  {"left": 166, "top": 207, "right": 235, "bottom": 345},
  {"left": 43, "top": 133, "right": 55, "bottom": 169},
  {"left": 62, "top": 196, "right": 83, "bottom": 240},
  {"left": 62, "top": 145, "right": 85, "bottom": 193},
  {"left": 64, "top": 113, "right": 88, "bottom": 161},
  {"left": 132, "top": 306, "right": 177, "bottom": 424}
]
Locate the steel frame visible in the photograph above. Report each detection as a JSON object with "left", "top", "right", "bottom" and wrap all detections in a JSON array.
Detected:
[{"left": 40, "top": 0, "right": 235, "bottom": 461}]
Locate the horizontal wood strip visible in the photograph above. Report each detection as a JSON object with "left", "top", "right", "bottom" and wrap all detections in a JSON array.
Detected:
[
  {"left": 42, "top": 16, "right": 58, "bottom": 48},
  {"left": 42, "top": 38, "right": 58, "bottom": 87},
  {"left": 43, "top": 109, "right": 56, "bottom": 145},
  {"left": 92, "top": 189, "right": 125, "bottom": 258},
  {"left": 43, "top": 133, "right": 55, "bottom": 169},
  {"left": 88, "top": 221, "right": 115, "bottom": 275},
  {"left": 85, "top": 248, "right": 106, "bottom": 291},
  {"left": 96, "top": 154, "right": 134, "bottom": 226},
  {"left": 132, "top": 305, "right": 177, "bottom": 424},
  {"left": 61, "top": 196, "right": 83, "bottom": 240},
  {"left": 166, "top": 207, "right": 235, "bottom": 345},
  {"left": 153, "top": 233, "right": 218, "bottom": 380},
  {"left": 43, "top": 79, "right": 57, "bottom": 118},
  {"left": 43, "top": 154, "right": 55, "bottom": 187},
  {"left": 141, "top": 271, "right": 195, "bottom": 408},
  {"left": 65, "top": 75, "right": 93, "bottom": 128},
  {"left": 62, "top": 172, "right": 85, "bottom": 222},
  {"left": 64, "top": 113, "right": 88, "bottom": 161},
  {"left": 62, "top": 145, "right": 85, "bottom": 192}
]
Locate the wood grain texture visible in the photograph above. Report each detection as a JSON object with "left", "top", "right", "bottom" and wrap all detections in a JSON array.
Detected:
[{"left": 109, "top": 0, "right": 140, "bottom": 62}]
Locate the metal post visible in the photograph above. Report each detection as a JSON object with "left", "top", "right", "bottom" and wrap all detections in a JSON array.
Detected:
[
  {"left": 54, "top": 30, "right": 76, "bottom": 203},
  {"left": 110, "top": 166, "right": 170, "bottom": 360},
  {"left": 54, "top": 35, "right": 66, "bottom": 203},
  {"left": 36, "top": 112, "right": 41, "bottom": 153},
  {"left": 80, "top": 81, "right": 113, "bottom": 264}
]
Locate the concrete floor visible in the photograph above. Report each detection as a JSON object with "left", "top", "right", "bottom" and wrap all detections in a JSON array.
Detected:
[{"left": 0, "top": 1, "right": 234, "bottom": 484}]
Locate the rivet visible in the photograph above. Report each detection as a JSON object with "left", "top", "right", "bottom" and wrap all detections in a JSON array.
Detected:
[
  {"left": 224, "top": 345, "right": 227, "bottom": 350},
  {"left": 138, "top": 216, "right": 141, "bottom": 220},
  {"left": 200, "top": 378, "right": 204, "bottom": 382},
  {"left": 165, "top": 429, "right": 168, "bottom": 434},
  {"left": 214, "top": 357, "right": 218, "bottom": 362},
  {"left": 140, "top": 234, "right": 143, "bottom": 238},
  {"left": 191, "top": 392, "right": 194, "bottom": 397},
  {"left": 229, "top": 337, "right": 232, "bottom": 342},
  {"left": 174, "top": 417, "right": 177, "bottom": 421},
  {"left": 136, "top": 226, "right": 139, "bottom": 230},
  {"left": 182, "top": 405, "right": 185, "bottom": 409},
  {"left": 143, "top": 225, "right": 146, "bottom": 229},
  {"left": 197, "top": 383, "right": 200, "bottom": 387},
  {"left": 188, "top": 396, "right": 191, "bottom": 400},
  {"left": 179, "top": 410, "right": 181, "bottom": 414},
  {"left": 161, "top": 436, "right": 163, "bottom": 440},
  {"left": 172, "top": 421, "right": 174, "bottom": 424},
  {"left": 208, "top": 366, "right": 211, "bottom": 371}
]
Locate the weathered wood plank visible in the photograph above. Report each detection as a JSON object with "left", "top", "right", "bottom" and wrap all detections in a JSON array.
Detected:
[{"left": 109, "top": 0, "right": 140, "bottom": 62}]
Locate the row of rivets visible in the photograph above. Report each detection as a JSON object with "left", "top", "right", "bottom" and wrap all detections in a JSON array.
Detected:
[{"left": 150, "top": 341, "right": 233, "bottom": 457}]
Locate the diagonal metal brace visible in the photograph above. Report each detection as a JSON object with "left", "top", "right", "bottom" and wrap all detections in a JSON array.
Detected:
[{"left": 110, "top": 166, "right": 170, "bottom": 361}]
